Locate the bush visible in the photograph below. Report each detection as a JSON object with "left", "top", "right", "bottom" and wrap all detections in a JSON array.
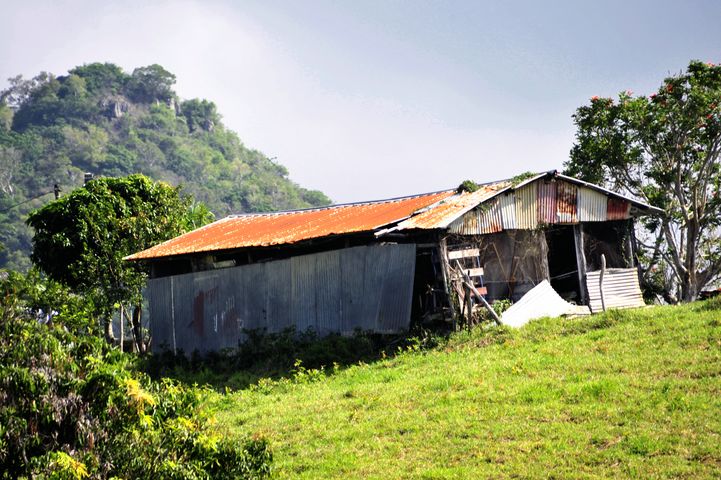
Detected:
[{"left": 0, "top": 284, "right": 271, "bottom": 479}]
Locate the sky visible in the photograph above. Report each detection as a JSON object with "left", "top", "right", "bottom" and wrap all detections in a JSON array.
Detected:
[{"left": 1, "top": 0, "right": 720, "bottom": 203}]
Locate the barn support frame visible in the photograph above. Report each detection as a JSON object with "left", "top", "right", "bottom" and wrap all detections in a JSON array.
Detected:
[{"left": 573, "top": 224, "right": 588, "bottom": 305}]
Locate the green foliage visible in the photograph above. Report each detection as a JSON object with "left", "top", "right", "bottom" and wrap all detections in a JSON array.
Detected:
[
  {"left": 144, "top": 328, "right": 421, "bottom": 392},
  {"left": 565, "top": 60, "right": 721, "bottom": 301},
  {"left": 26, "top": 174, "right": 212, "bottom": 338},
  {"left": 0, "top": 268, "right": 97, "bottom": 335},
  {"left": 509, "top": 171, "right": 538, "bottom": 186},
  {"left": 126, "top": 64, "right": 176, "bottom": 104},
  {"left": 214, "top": 303, "right": 721, "bottom": 478},
  {"left": 0, "top": 62, "right": 331, "bottom": 270},
  {"left": 457, "top": 179, "right": 480, "bottom": 193},
  {"left": 0, "top": 285, "right": 271, "bottom": 479}
]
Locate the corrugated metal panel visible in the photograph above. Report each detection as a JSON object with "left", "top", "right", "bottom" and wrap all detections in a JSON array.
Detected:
[
  {"left": 147, "top": 244, "right": 416, "bottom": 353},
  {"left": 314, "top": 250, "right": 342, "bottom": 334},
  {"left": 607, "top": 198, "right": 631, "bottom": 220},
  {"left": 501, "top": 280, "right": 591, "bottom": 327},
  {"left": 554, "top": 172, "right": 664, "bottom": 215},
  {"left": 586, "top": 268, "right": 645, "bottom": 313},
  {"left": 498, "top": 193, "right": 517, "bottom": 229},
  {"left": 129, "top": 173, "right": 661, "bottom": 263},
  {"left": 536, "top": 181, "right": 558, "bottom": 225},
  {"left": 448, "top": 198, "right": 504, "bottom": 235},
  {"left": 478, "top": 198, "right": 504, "bottom": 234},
  {"left": 147, "top": 277, "right": 173, "bottom": 351},
  {"left": 340, "top": 246, "right": 367, "bottom": 333},
  {"left": 377, "top": 245, "right": 417, "bottom": 332},
  {"left": 395, "top": 181, "right": 510, "bottom": 231},
  {"left": 515, "top": 182, "right": 538, "bottom": 229},
  {"left": 291, "top": 254, "right": 316, "bottom": 333},
  {"left": 127, "top": 190, "right": 454, "bottom": 260},
  {"left": 556, "top": 181, "right": 578, "bottom": 223},
  {"left": 578, "top": 187, "right": 608, "bottom": 222}
]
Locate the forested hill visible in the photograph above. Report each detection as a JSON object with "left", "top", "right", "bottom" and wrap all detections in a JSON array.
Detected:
[{"left": 0, "top": 63, "right": 331, "bottom": 270}]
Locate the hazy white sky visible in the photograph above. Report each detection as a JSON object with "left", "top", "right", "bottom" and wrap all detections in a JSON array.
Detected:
[{"left": 2, "top": 0, "right": 720, "bottom": 202}]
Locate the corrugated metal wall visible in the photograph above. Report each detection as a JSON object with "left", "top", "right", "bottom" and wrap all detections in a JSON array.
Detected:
[
  {"left": 147, "top": 244, "right": 416, "bottom": 353},
  {"left": 515, "top": 182, "right": 538, "bottom": 229},
  {"left": 557, "top": 181, "right": 578, "bottom": 223},
  {"left": 586, "top": 268, "right": 645, "bottom": 313},
  {"left": 578, "top": 188, "right": 608, "bottom": 222},
  {"left": 446, "top": 180, "right": 631, "bottom": 234}
]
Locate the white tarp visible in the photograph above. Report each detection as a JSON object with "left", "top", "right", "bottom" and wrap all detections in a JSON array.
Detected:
[{"left": 500, "top": 280, "right": 590, "bottom": 328}]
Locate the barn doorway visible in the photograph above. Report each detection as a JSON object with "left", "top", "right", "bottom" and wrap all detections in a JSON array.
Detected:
[{"left": 545, "top": 225, "right": 582, "bottom": 303}]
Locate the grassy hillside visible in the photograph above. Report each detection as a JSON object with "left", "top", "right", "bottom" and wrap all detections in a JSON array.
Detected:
[{"left": 212, "top": 302, "right": 721, "bottom": 479}]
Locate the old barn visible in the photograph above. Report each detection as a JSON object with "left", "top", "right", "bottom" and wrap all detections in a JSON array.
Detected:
[{"left": 126, "top": 171, "right": 661, "bottom": 353}]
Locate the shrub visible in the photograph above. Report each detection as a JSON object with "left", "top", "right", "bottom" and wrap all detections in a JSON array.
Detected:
[{"left": 0, "top": 284, "right": 271, "bottom": 479}]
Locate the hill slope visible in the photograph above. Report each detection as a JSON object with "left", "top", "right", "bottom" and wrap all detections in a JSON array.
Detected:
[
  {"left": 213, "top": 303, "right": 721, "bottom": 479},
  {"left": 0, "top": 63, "right": 330, "bottom": 270}
]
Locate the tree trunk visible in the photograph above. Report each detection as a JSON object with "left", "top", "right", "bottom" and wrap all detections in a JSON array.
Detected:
[
  {"left": 103, "top": 316, "right": 116, "bottom": 343},
  {"left": 131, "top": 305, "right": 146, "bottom": 353},
  {"left": 682, "top": 218, "right": 700, "bottom": 302}
]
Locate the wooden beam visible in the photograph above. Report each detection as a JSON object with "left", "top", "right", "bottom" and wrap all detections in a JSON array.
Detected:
[
  {"left": 448, "top": 248, "right": 480, "bottom": 260},
  {"left": 462, "top": 267, "right": 484, "bottom": 278}
]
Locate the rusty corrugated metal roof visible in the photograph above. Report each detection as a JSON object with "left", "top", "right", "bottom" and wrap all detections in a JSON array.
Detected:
[
  {"left": 126, "top": 190, "right": 455, "bottom": 260},
  {"left": 390, "top": 181, "right": 511, "bottom": 231},
  {"left": 127, "top": 170, "right": 663, "bottom": 261}
]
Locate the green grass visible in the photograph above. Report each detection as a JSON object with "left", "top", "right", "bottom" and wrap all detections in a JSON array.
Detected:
[{"left": 210, "top": 302, "right": 721, "bottom": 479}]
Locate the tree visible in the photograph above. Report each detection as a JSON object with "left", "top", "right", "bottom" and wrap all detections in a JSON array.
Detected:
[
  {"left": 68, "top": 62, "right": 129, "bottom": 95},
  {"left": 565, "top": 60, "right": 721, "bottom": 302},
  {"left": 26, "top": 174, "right": 213, "bottom": 346},
  {"left": 126, "top": 64, "right": 176, "bottom": 104},
  {"left": 181, "top": 98, "right": 220, "bottom": 132}
]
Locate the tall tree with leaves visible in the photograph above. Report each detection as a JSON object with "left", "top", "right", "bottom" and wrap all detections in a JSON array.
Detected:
[
  {"left": 27, "top": 174, "right": 213, "bottom": 347},
  {"left": 565, "top": 60, "right": 721, "bottom": 302}
]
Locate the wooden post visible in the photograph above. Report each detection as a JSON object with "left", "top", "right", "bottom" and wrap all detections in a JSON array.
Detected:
[
  {"left": 454, "top": 260, "right": 501, "bottom": 325},
  {"left": 573, "top": 224, "right": 587, "bottom": 304},
  {"left": 438, "top": 237, "right": 452, "bottom": 303},
  {"left": 599, "top": 254, "right": 607, "bottom": 312},
  {"left": 464, "top": 283, "right": 472, "bottom": 328}
]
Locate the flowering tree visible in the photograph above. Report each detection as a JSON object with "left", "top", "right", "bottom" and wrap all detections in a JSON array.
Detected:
[{"left": 565, "top": 60, "right": 721, "bottom": 302}]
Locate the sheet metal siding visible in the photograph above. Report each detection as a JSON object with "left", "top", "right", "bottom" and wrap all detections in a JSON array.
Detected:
[
  {"left": 586, "top": 268, "right": 645, "bottom": 313},
  {"left": 498, "top": 193, "right": 517, "bottom": 230},
  {"left": 578, "top": 187, "right": 608, "bottom": 222},
  {"left": 607, "top": 198, "right": 631, "bottom": 220},
  {"left": 536, "top": 181, "right": 558, "bottom": 224},
  {"left": 449, "top": 198, "right": 503, "bottom": 235},
  {"left": 556, "top": 181, "right": 578, "bottom": 223},
  {"left": 147, "top": 244, "right": 416, "bottom": 353},
  {"left": 147, "top": 278, "right": 173, "bottom": 351},
  {"left": 377, "top": 246, "right": 417, "bottom": 332},
  {"left": 514, "top": 183, "right": 538, "bottom": 229}
]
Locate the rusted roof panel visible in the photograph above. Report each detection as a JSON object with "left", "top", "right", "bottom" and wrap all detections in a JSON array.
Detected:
[
  {"left": 128, "top": 171, "right": 662, "bottom": 261},
  {"left": 126, "top": 190, "right": 454, "bottom": 260},
  {"left": 394, "top": 181, "right": 510, "bottom": 231}
]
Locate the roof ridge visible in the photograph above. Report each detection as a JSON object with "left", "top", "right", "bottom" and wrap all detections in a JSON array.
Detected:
[{"left": 226, "top": 188, "right": 456, "bottom": 219}]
